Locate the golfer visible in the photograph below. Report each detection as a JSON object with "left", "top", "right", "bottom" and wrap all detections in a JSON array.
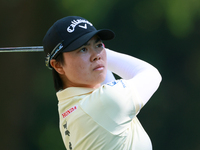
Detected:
[{"left": 43, "top": 16, "right": 162, "bottom": 150}]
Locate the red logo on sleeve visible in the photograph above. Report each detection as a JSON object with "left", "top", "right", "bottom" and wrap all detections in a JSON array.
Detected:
[{"left": 62, "top": 105, "right": 78, "bottom": 118}]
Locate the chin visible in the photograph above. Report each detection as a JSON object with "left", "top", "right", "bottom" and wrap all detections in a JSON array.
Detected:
[
  {"left": 99, "top": 73, "right": 107, "bottom": 82},
  {"left": 90, "top": 77, "right": 105, "bottom": 89}
]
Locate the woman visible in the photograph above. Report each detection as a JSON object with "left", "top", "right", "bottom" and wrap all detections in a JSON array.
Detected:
[{"left": 43, "top": 16, "right": 162, "bottom": 150}]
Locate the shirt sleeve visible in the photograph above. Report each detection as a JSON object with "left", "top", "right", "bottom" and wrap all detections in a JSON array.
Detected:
[
  {"left": 79, "top": 79, "right": 143, "bottom": 135},
  {"left": 102, "top": 79, "right": 143, "bottom": 123}
]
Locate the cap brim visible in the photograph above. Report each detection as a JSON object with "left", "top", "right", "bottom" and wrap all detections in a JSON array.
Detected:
[{"left": 62, "top": 29, "right": 114, "bottom": 52}]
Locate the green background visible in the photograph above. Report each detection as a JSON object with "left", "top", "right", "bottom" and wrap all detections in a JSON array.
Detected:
[{"left": 0, "top": 0, "right": 200, "bottom": 149}]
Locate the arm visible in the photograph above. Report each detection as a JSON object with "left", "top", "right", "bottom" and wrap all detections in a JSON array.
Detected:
[{"left": 106, "top": 48, "right": 162, "bottom": 105}]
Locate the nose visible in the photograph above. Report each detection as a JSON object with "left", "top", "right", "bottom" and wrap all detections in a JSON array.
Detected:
[
  {"left": 92, "top": 55, "right": 101, "bottom": 61},
  {"left": 90, "top": 48, "right": 102, "bottom": 62}
]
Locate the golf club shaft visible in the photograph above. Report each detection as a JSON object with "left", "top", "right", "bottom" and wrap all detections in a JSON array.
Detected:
[{"left": 0, "top": 46, "right": 44, "bottom": 52}]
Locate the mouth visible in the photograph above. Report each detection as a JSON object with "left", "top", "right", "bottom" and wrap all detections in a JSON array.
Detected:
[{"left": 93, "top": 64, "right": 104, "bottom": 71}]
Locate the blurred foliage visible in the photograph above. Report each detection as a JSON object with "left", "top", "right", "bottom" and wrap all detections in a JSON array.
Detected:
[
  {"left": 56, "top": 0, "right": 119, "bottom": 24},
  {"left": 0, "top": 0, "right": 200, "bottom": 150},
  {"left": 163, "top": 0, "right": 200, "bottom": 37}
]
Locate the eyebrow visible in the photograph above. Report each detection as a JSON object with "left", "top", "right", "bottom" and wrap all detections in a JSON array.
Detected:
[
  {"left": 82, "top": 37, "right": 102, "bottom": 46},
  {"left": 95, "top": 37, "right": 102, "bottom": 43}
]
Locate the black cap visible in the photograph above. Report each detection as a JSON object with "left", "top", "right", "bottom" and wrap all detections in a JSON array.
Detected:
[{"left": 43, "top": 16, "right": 115, "bottom": 69}]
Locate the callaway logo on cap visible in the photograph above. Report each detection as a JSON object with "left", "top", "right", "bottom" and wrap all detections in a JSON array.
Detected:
[
  {"left": 43, "top": 16, "right": 115, "bottom": 69},
  {"left": 67, "top": 19, "right": 93, "bottom": 33}
]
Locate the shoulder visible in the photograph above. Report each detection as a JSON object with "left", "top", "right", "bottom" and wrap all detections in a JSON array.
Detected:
[
  {"left": 102, "top": 79, "right": 138, "bottom": 100},
  {"left": 100, "top": 79, "right": 143, "bottom": 112}
]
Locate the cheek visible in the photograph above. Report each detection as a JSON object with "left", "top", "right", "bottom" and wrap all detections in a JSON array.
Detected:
[
  {"left": 65, "top": 59, "right": 88, "bottom": 77},
  {"left": 102, "top": 49, "right": 107, "bottom": 63}
]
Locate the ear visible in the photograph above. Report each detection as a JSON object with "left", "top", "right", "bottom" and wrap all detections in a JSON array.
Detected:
[{"left": 50, "top": 59, "right": 65, "bottom": 75}]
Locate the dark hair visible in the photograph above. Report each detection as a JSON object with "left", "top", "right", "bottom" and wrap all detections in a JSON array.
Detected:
[{"left": 52, "top": 53, "right": 64, "bottom": 92}]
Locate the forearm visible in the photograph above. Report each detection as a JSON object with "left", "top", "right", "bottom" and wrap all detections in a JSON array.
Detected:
[
  {"left": 106, "top": 48, "right": 155, "bottom": 79},
  {"left": 106, "top": 48, "right": 162, "bottom": 105}
]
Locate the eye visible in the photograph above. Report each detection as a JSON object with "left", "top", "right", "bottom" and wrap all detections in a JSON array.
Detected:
[
  {"left": 79, "top": 47, "right": 87, "bottom": 52},
  {"left": 96, "top": 43, "right": 103, "bottom": 48}
]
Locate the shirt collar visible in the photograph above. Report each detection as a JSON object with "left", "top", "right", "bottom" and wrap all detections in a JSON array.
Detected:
[{"left": 56, "top": 87, "right": 94, "bottom": 101}]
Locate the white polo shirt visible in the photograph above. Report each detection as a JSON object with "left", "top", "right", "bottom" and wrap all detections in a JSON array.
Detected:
[{"left": 57, "top": 79, "right": 152, "bottom": 150}]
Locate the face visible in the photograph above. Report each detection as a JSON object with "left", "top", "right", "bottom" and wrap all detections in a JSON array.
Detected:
[{"left": 56, "top": 35, "right": 107, "bottom": 89}]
